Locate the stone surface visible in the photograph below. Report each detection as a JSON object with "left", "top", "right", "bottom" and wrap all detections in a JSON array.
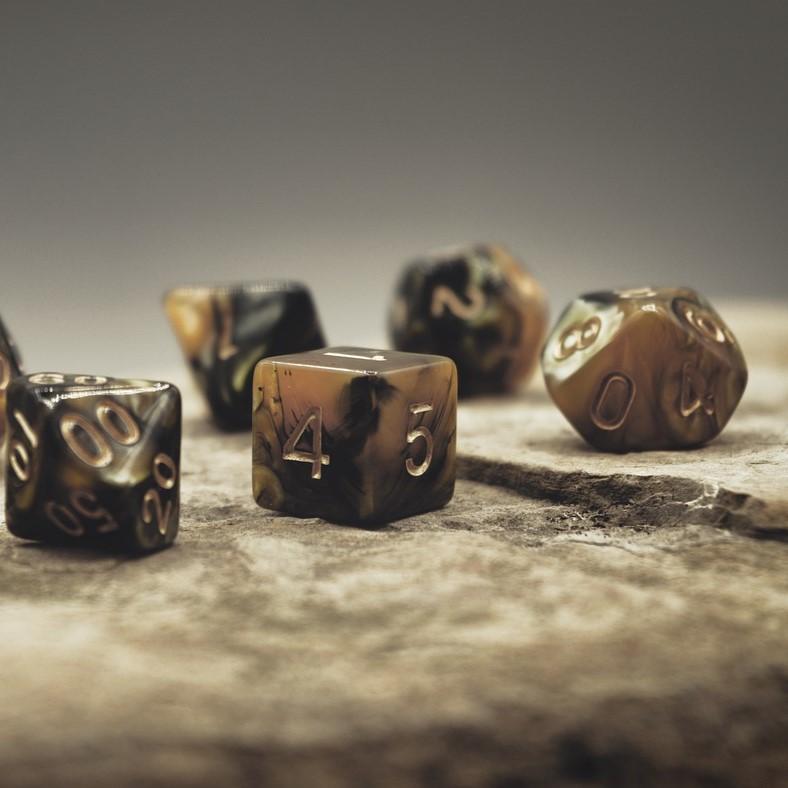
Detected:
[{"left": 0, "top": 302, "right": 787, "bottom": 787}]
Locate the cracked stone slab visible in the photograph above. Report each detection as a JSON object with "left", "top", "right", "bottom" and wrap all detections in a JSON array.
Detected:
[{"left": 0, "top": 301, "right": 787, "bottom": 786}]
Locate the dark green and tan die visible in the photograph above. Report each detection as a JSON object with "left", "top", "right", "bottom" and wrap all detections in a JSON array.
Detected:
[
  {"left": 389, "top": 243, "right": 548, "bottom": 397},
  {"left": 164, "top": 282, "right": 326, "bottom": 430},
  {"left": 253, "top": 347, "right": 457, "bottom": 524},
  {"left": 0, "top": 315, "right": 24, "bottom": 446},
  {"left": 541, "top": 288, "right": 748, "bottom": 452},
  {"left": 5, "top": 373, "right": 181, "bottom": 552}
]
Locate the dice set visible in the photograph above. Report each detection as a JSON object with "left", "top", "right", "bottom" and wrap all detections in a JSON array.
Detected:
[{"left": 1, "top": 250, "right": 750, "bottom": 549}]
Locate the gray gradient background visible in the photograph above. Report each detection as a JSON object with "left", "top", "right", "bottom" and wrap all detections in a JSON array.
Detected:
[{"left": 1, "top": 1, "right": 786, "bottom": 377}]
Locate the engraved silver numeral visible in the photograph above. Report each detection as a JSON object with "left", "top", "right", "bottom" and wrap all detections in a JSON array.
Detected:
[
  {"left": 142, "top": 453, "right": 178, "bottom": 536},
  {"left": 554, "top": 316, "right": 602, "bottom": 361},
  {"left": 152, "top": 452, "right": 178, "bottom": 490},
  {"left": 405, "top": 403, "right": 434, "bottom": 477},
  {"left": 29, "top": 373, "right": 65, "bottom": 385},
  {"left": 323, "top": 351, "right": 387, "bottom": 361},
  {"left": 431, "top": 284, "right": 485, "bottom": 320},
  {"left": 45, "top": 491, "right": 119, "bottom": 538},
  {"left": 9, "top": 410, "right": 39, "bottom": 482},
  {"left": 11, "top": 398, "right": 139, "bottom": 480},
  {"left": 590, "top": 372, "right": 636, "bottom": 431},
  {"left": 674, "top": 299, "right": 732, "bottom": 344},
  {"left": 13, "top": 409, "right": 37, "bottom": 447},
  {"left": 9, "top": 441, "right": 32, "bottom": 482},
  {"left": 45, "top": 501, "right": 85, "bottom": 537},
  {"left": 60, "top": 413, "right": 115, "bottom": 468},
  {"left": 96, "top": 399, "right": 141, "bottom": 446},
  {"left": 142, "top": 490, "right": 171, "bottom": 536},
  {"left": 283, "top": 406, "right": 331, "bottom": 479},
  {"left": 680, "top": 362, "right": 715, "bottom": 417},
  {"left": 9, "top": 442, "right": 32, "bottom": 482},
  {"left": 60, "top": 400, "right": 140, "bottom": 467},
  {"left": 71, "top": 491, "right": 119, "bottom": 534},
  {"left": 29, "top": 373, "right": 108, "bottom": 386}
]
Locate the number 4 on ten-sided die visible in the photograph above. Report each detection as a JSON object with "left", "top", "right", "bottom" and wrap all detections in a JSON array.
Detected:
[
  {"left": 253, "top": 347, "right": 457, "bottom": 524},
  {"left": 5, "top": 373, "right": 181, "bottom": 552}
]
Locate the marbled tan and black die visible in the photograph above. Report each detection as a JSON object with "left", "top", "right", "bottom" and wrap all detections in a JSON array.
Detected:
[
  {"left": 0, "top": 315, "right": 24, "bottom": 446},
  {"left": 389, "top": 243, "right": 548, "bottom": 397},
  {"left": 165, "top": 282, "right": 326, "bottom": 430},
  {"left": 253, "top": 347, "right": 457, "bottom": 525},
  {"left": 5, "top": 373, "right": 181, "bottom": 552},
  {"left": 541, "top": 288, "right": 748, "bottom": 452}
]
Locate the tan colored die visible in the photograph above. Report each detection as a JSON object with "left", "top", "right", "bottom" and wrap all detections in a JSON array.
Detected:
[
  {"left": 541, "top": 288, "right": 748, "bottom": 452},
  {"left": 164, "top": 282, "right": 325, "bottom": 430},
  {"left": 253, "top": 347, "right": 457, "bottom": 524}
]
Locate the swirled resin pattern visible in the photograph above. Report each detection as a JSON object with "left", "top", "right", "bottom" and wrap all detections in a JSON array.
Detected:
[
  {"left": 253, "top": 347, "right": 456, "bottom": 524},
  {"left": 389, "top": 243, "right": 547, "bottom": 397},
  {"left": 542, "top": 288, "right": 747, "bottom": 452},
  {"left": 165, "top": 282, "right": 326, "bottom": 430},
  {"left": 5, "top": 373, "right": 181, "bottom": 552}
]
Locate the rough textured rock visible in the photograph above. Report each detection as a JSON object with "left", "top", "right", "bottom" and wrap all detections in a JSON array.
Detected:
[{"left": 0, "top": 303, "right": 787, "bottom": 787}]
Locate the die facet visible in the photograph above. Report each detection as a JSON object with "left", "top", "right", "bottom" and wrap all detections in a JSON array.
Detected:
[
  {"left": 253, "top": 347, "right": 457, "bottom": 524},
  {"left": 164, "top": 282, "right": 326, "bottom": 430},
  {"left": 5, "top": 373, "right": 181, "bottom": 552},
  {"left": 0, "top": 316, "right": 24, "bottom": 446},
  {"left": 388, "top": 243, "right": 548, "bottom": 397},
  {"left": 541, "top": 288, "right": 748, "bottom": 452}
]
